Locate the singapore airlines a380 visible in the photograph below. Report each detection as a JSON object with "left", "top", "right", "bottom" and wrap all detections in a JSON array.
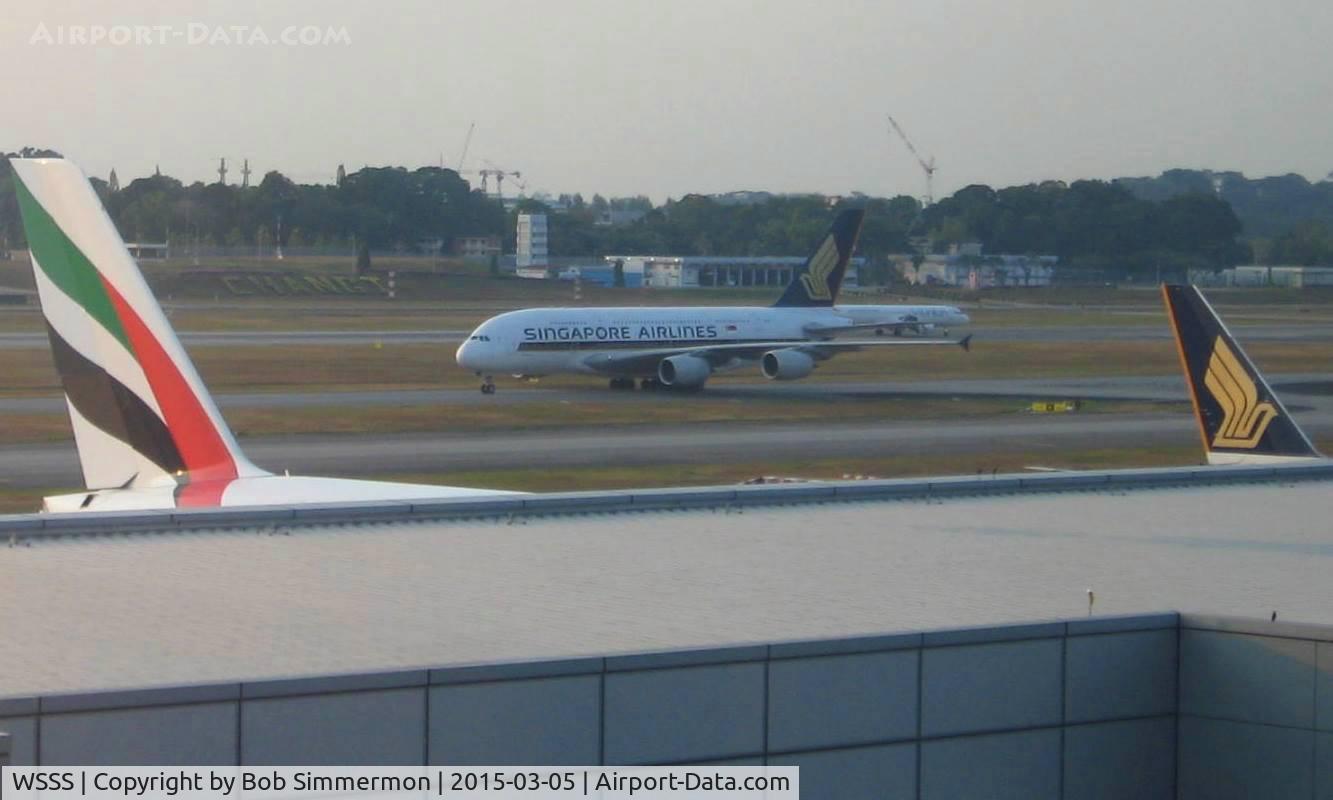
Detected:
[{"left": 457, "top": 209, "right": 972, "bottom": 393}]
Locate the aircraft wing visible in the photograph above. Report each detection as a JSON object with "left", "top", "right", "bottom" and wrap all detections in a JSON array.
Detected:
[
  {"left": 581, "top": 335, "right": 971, "bottom": 375},
  {"left": 805, "top": 322, "right": 928, "bottom": 336},
  {"left": 803, "top": 319, "right": 961, "bottom": 336}
]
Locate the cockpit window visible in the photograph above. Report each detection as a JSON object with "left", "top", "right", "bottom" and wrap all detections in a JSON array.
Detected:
[{"left": 469, "top": 335, "right": 492, "bottom": 342}]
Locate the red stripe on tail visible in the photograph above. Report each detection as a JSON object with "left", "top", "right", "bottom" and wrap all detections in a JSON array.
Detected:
[
  {"left": 176, "top": 479, "right": 234, "bottom": 508},
  {"left": 102, "top": 278, "right": 238, "bottom": 493}
]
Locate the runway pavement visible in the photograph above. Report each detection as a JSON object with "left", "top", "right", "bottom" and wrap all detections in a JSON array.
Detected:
[
  {"left": 4, "top": 373, "right": 1333, "bottom": 413},
  {"left": 4, "top": 399, "right": 1332, "bottom": 490},
  {"left": 0, "top": 413, "right": 1202, "bottom": 488}
]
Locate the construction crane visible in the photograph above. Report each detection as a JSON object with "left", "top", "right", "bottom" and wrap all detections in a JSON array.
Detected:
[
  {"left": 462, "top": 160, "right": 525, "bottom": 198},
  {"left": 483, "top": 168, "right": 523, "bottom": 197},
  {"left": 453, "top": 126, "right": 525, "bottom": 197},
  {"left": 458, "top": 168, "right": 524, "bottom": 197},
  {"left": 456, "top": 122, "right": 475, "bottom": 171},
  {"left": 887, "top": 114, "right": 937, "bottom": 207}
]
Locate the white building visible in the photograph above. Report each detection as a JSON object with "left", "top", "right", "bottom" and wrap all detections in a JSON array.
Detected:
[
  {"left": 516, "top": 214, "right": 548, "bottom": 268},
  {"left": 453, "top": 235, "right": 502, "bottom": 259},
  {"left": 895, "top": 245, "right": 1057, "bottom": 288},
  {"left": 1221, "top": 265, "right": 1333, "bottom": 287}
]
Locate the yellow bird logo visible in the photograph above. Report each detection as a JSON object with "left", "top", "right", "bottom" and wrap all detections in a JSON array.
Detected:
[
  {"left": 799, "top": 236, "right": 839, "bottom": 301},
  {"left": 1204, "top": 337, "right": 1277, "bottom": 448}
]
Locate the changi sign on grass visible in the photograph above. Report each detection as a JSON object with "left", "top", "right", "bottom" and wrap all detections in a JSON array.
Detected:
[{"left": 219, "top": 273, "right": 388, "bottom": 297}]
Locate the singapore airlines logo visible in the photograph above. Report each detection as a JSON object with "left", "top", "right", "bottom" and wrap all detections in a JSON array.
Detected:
[
  {"left": 1203, "top": 336, "right": 1277, "bottom": 448},
  {"left": 799, "top": 236, "right": 840, "bottom": 301}
]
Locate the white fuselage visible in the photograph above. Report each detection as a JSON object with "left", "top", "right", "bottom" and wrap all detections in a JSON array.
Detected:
[
  {"left": 457, "top": 304, "right": 969, "bottom": 378},
  {"left": 42, "top": 474, "right": 519, "bottom": 513}
]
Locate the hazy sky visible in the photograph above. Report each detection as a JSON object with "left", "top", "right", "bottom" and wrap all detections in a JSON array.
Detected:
[{"left": 4, "top": 0, "right": 1331, "bottom": 201}]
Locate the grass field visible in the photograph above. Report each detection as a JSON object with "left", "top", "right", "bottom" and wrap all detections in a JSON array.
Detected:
[
  {"left": 6, "top": 337, "right": 1327, "bottom": 398},
  {"left": 5, "top": 301, "right": 1331, "bottom": 337},
  {"left": 0, "top": 396, "right": 1184, "bottom": 445},
  {"left": 370, "top": 444, "right": 1217, "bottom": 494},
  {"left": 6, "top": 250, "right": 1333, "bottom": 337}
]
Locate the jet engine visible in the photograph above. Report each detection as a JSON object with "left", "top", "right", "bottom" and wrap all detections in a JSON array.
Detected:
[
  {"left": 761, "top": 349, "right": 815, "bottom": 380},
  {"left": 657, "top": 355, "right": 712, "bottom": 389}
]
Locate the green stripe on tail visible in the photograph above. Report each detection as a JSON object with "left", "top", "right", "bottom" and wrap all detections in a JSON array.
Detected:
[{"left": 12, "top": 172, "right": 133, "bottom": 353}]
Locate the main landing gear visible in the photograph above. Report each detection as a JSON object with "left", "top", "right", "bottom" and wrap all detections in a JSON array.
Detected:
[
  {"left": 640, "top": 377, "right": 663, "bottom": 391},
  {"left": 609, "top": 377, "right": 636, "bottom": 390},
  {"left": 479, "top": 375, "right": 496, "bottom": 394}
]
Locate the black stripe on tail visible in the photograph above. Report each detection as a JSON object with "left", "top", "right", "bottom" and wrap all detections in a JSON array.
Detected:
[
  {"left": 1161, "top": 284, "right": 1319, "bottom": 459},
  {"left": 46, "top": 322, "right": 187, "bottom": 478},
  {"left": 774, "top": 209, "right": 865, "bottom": 307}
]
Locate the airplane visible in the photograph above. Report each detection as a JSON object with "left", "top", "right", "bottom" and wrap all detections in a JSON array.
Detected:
[
  {"left": 456, "top": 209, "right": 972, "bottom": 393},
  {"left": 9, "top": 157, "right": 520, "bottom": 513},
  {"left": 1161, "top": 283, "right": 1322, "bottom": 465}
]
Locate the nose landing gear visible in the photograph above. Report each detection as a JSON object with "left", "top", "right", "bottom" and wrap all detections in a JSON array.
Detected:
[{"left": 479, "top": 376, "right": 496, "bottom": 394}]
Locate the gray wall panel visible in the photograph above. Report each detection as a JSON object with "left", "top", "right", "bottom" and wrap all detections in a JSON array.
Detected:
[
  {"left": 920, "top": 728, "right": 1060, "bottom": 800},
  {"left": 1063, "top": 717, "right": 1174, "bottom": 800},
  {"left": 695, "top": 757, "right": 765, "bottom": 766},
  {"left": 770, "top": 743, "right": 915, "bottom": 800},
  {"left": 1065, "top": 630, "right": 1176, "bottom": 723},
  {"left": 1318, "top": 733, "right": 1332, "bottom": 800},
  {"left": 1177, "top": 716, "right": 1314, "bottom": 800},
  {"left": 1319, "top": 642, "right": 1332, "bottom": 733},
  {"left": 922, "top": 639, "right": 1062, "bottom": 736},
  {"left": 603, "top": 663, "right": 764, "bottom": 765},
  {"left": 241, "top": 689, "right": 425, "bottom": 765},
  {"left": 1180, "top": 630, "right": 1316, "bottom": 728},
  {"left": 0, "top": 717, "right": 35, "bottom": 765},
  {"left": 428, "top": 676, "right": 599, "bottom": 765},
  {"left": 41, "top": 704, "right": 237, "bottom": 765},
  {"left": 767, "top": 651, "right": 917, "bottom": 752}
]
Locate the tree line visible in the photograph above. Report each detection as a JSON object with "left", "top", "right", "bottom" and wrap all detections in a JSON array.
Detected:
[
  {"left": 917, "top": 180, "right": 1249, "bottom": 276},
  {"left": 0, "top": 148, "right": 505, "bottom": 254},
  {"left": 4, "top": 147, "right": 1330, "bottom": 275},
  {"left": 1116, "top": 168, "right": 1333, "bottom": 267}
]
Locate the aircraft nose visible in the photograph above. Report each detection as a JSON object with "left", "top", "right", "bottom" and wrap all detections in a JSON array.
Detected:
[{"left": 455, "top": 339, "right": 476, "bottom": 370}]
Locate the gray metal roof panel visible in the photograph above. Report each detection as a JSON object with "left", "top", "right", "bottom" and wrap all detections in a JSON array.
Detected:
[{"left": 1, "top": 478, "right": 1331, "bottom": 698}]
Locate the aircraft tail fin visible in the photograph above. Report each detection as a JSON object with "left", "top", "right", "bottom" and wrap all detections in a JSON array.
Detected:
[
  {"left": 773, "top": 208, "right": 864, "bottom": 307},
  {"left": 1162, "top": 283, "right": 1320, "bottom": 464},
  {"left": 10, "top": 158, "right": 265, "bottom": 502}
]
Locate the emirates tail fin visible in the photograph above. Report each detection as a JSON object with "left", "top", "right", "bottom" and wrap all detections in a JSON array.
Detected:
[{"left": 10, "top": 158, "right": 265, "bottom": 503}]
